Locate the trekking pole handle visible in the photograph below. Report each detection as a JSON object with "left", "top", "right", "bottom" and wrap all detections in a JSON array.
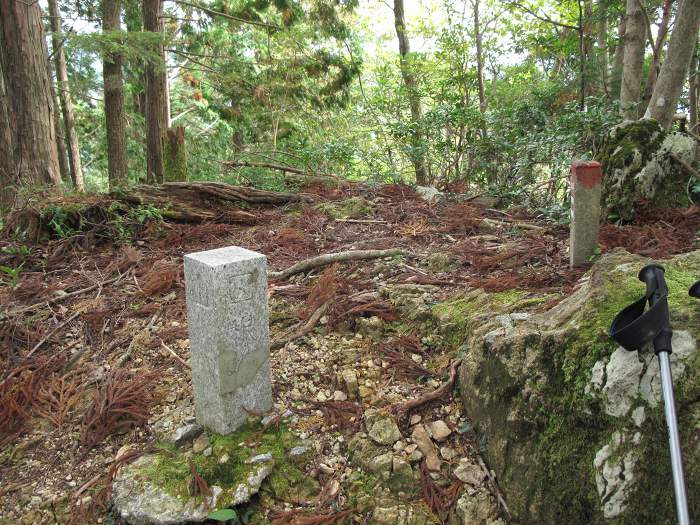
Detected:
[{"left": 638, "top": 264, "right": 673, "bottom": 354}]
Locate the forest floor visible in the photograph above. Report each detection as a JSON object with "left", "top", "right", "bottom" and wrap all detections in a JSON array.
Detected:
[{"left": 1, "top": 181, "right": 699, "bottom": 524}]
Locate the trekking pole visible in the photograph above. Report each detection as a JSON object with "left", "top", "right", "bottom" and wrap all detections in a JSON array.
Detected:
[{"left": 609, "top": 264, "right": 690, "bottom": 525}]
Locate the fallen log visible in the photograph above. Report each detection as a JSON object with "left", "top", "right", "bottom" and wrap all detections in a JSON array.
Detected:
[
  {"left": 117, "top": 181, "right": 310, "bottom": 223},
  {"left": 269, "top": 248, "right": 404, "bottom": 280}
]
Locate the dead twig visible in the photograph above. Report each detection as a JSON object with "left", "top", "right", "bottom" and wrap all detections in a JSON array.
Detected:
[
  {"left": 271, "top": 300, "right": 331, "bottom": 350},
  {"left": 476, "top": 453, "right": 511, "bottom": 520},
  {"left": 26, "top": 312, "right": 80, "bottom": 359},
  {"left": 161, "top": 341, "right": 191, "bottom": 369},
  {"left": 269, "top": 249, "right": 404, "bottom": 280},
  {"left": 390, "top": 359, "right": 461, "bottom": 414}
]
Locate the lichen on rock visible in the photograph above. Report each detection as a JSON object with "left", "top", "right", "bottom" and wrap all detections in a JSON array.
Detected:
[
  {"left": 449, "top": 249, "right": 700, "bottom": 523},
  {"left": 599, "top": 118, "right": 697, "bottom": 221}
]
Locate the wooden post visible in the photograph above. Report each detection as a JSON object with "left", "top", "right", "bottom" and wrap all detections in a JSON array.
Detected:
[{"left": 570, "top": 160, "right": 602, "bottom": 267}]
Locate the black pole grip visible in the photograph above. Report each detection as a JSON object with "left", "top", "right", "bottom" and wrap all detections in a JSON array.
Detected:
[
  {"left": 638, "top": 264, "right": 673, "bottom": 354},
  {"left": 689, "top": 280, "right": 700, "bottom": 299}
]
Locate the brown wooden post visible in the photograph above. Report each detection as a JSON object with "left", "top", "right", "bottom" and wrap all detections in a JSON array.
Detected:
[{"left": 570, "top": 160, "right": 602, "bottom": 267}]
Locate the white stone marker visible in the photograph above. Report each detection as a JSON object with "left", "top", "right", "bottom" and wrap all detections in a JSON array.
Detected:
[{"left": 184, "top": 246, "right": 272, "bottom": 434}]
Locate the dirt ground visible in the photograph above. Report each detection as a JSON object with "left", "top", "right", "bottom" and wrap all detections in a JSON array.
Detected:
[{"left": 1, "top": 182, "right": 698, "bottom": 524}]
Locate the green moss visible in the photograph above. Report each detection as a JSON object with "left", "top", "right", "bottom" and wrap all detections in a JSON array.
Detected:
[
  {"left": 315, "top": 196, "right": 373, "bottom": 219},
  {"left": 138, "top": 422, "right": 304, "bottom": 508},
  {"left": 599, "top": 119, "right": 665, "bottom": 173}
]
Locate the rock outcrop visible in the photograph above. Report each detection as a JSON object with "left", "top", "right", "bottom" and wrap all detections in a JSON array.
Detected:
[
  {"left": 599, "top": 118, "right": 697, "bottom": 221},
  {"left": 453, "top": 249, "right": 700, "bottom": 523}
]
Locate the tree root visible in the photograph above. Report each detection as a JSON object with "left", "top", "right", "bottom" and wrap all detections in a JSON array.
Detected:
[
  {"left": 271, "top": 300, "right": 331, "bottom": 350},
  {"left": 390, "top": 359, "right": 461, "bottom": 414},
  {"left": 269, "top": 248, "right": 404, "bottom": 280}
]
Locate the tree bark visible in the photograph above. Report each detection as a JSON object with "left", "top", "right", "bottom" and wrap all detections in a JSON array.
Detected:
[
  {"left": 102, "top": 0, "right": 129, "bottom": 189},
  {"left": 144, "top": 0, "right": 168, "bottom": 184},
  {"left": 474, "top": 0, "right": 487, "bottom": 138},
  {"left": 610, "top": 15, "right": 626, "bottom": 99},
  {"left": 163, "top": 126, "right": 187, "bottom": 182},
  {"left": 50, "top": 78, "right": 70, "bottom": 183},
  {"left": 690, "top": 44, "right": 699, "bottom": 133},
  {"left": 638, "top": 0, "right": 674, "bottom": 118},
  {"left": 597, "top": 0, "right": 609, "bottom": 94},
  {"left": 0, "top": 0, "right": 62, "bottom": 205},
  {"left": 393, "top": 0, "right": 428, "bottom": 186},
  {"left": 48, "top": 0, "right": 84, "bottom": 191},
  {"left": 645, "top": 0, "right": 700, "bottom": 128},
  {"left": 619, "top": 0, "right": 646, "bottom": 119},
  {"left": 0, "top": 58, "right": 15, "bottom": 207}
]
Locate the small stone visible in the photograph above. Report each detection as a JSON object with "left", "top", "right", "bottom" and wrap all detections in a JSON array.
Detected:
[
  {"left": 368, "top": 453, "right": 393, "bottom": 480},
  {"left": 429, "top": 420, "right": 452, "bottom": 442},
  {"left": 404, "top": 443, "right": 418, "bottom": 454},
  {"left": 342, "top": 369, "right": 359, "bottom": 400},
  {"left": 409, "top": 414, "right": 422, "bottom": 426},
  {"left": 333, "top": 390, "right": 348, "bottom": 401},
  {"left": 202, "top": 447, "right": 212, "bottom": 457},
  {"left": 368, "top": 417, "right": 402, "bottom": 445},
  {"left": 319, "top": 463, "right": 334, "bottom": 475},
  {"left": 440, "top": 446, "right": 458, "bottom": 460},
  {"left": 115, "top": 444, "right": 132, "bottom": 462},
  {"left": 192, "top": 434, "right": 209, "bottom": 454},
  {"left": 407, "top": 450, "right": 423, "bottom": 463},
  {"left": 288, "top": 446, "right": 310, "bottom": 457},
  {"left": 247, "top": 453, "right": 273, "bottom": 464},
  {"left": 219, "top": 453, "right": 230, "bottom": 464},
  {"left": 316, "top": 391, "right": 328, "bottom": 402},
  {"left": 412, "top": 424, "right": 441, "bottom": 471},
  {"left": 389, "top": 457, "right": 415, "bottom": 493},
  {"left": 453, "top": 459, "right": 485, "bottom": 485},
  {"left": 393, "top": 440, "right": 406, "bottom": 452}
]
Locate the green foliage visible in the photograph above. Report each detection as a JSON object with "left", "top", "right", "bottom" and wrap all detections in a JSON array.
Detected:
[{"left": 0, "top": 263, "right": 23, "bottom": 288}]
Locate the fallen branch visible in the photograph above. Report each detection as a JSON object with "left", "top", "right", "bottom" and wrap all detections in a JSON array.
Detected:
[
  {"left": 269, "top": 248, "right": 404, "bottom": 280},
  {"left": 480, "top": 217, "right": 545, "bottom": 232},
  {"left": 7, "top": 273, "right": 125, "bottom": 317},
  {"left": 161, "top": 341, "right": 191, "bottom": 369},
  {"left": 390, "top": 359, "right": 461, "bottom": 414},
  {"left": 221, "top": 159, "right": 305, "bottom": 175},
  {"left": 271, "top": 300, "right": 331, "bottom": 350},
  {"left": 477, "top": 454, "right": 511, "bottom": 520},
  {"left": 670, "top": 153, "right": 700, "bottom": 181},
  {"left": 25, "top": 312, "right": 80, "bottom": 359}
]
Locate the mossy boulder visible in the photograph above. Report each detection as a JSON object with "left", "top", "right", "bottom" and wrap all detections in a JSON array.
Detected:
[
  {"left": 315, "top": 196, "right": 374, "bottom": 219},
  {"left": 452, "top": 249, "right": 700, "bottom": 523},
  {"left": 599, "top": 119, "right": 697, "bottom": 221},
  {"left": 112, "top": 423, "right": 314, "bottom": 524}
]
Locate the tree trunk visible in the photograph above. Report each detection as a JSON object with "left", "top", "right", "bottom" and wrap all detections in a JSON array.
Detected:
[
  {"left": 619, "top": 0, "right": 646, "bottom": 119},
  {"left": 144, "top": 0, "right": 168, "bottom": 184},
  {"left": 0, "top": 59, "right": 15, "bottom": 207},
  {"left": 163, "top": 126, "right": 187, "bottom": 182},
  {"left": 610, "top": 15, "right": 626, "bottom": 99},
  {"left": 645, "top": 0, "right": 700, "bottom": 128},
  {"left": 393, "top": 0, "right": 428, "bottom": 186},
  {"left": 690, "top": 44, "right": 699, "bottom": 133},
  {"left": 597, "top": 0, "right": 609, "bottom": 94},
  {"left": 638, "top": 0, "right": 674, "bottom": 118},
  {"left": 474, "top": 0, "right": 487, "bottom": 138},
  {"left": 102, "top": 0, "right": 129, "bottom": 189},
  {"left": 0, "top": 0, "right": 62, "bottom": 205},
  {"left": 48, "top": 0, "right": 84, "bottom": 191},
  {"left": 50, "top": 78, "right": 70, "bottom": 183}
]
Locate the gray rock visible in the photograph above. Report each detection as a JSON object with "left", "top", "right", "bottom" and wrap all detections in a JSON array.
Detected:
[
  {"left": 342, "top": 369, "right": 359, "bottom": 400},
  {"left": 453, "top": 459, "right": 484, "bottom": 486},
  {"left": 411, "top": 424, "right": 441, "bottom": 471},
  {"left": 429, "top": 420, "right": 452, "bottom": 442},
  {"left": 184, "top": 246, "right": 272, "bottom": 434},
  {"left": 287, "top": 446, "right": 310, "bottom": 458},
  {"left": 112, "top": 455, "right": 274, "bottom": 525},
  {"left": 602, "top": 347, "right": 644, "bottom": 417},
  {"left": 389, "top": 457, "right": 415, "bottom": 494},
  {"left": 246, "top": 453, "right": 273, "bottom": 464},
  {"left": 368, "top": 453, "right": 394, "bottom": 480},
  {"left": 415, "top": 186, "right": 443, "bottom": 203},
  {"left": 453, "top": 489, "right": 498, "bottom": 525},
  {"left": 170, "top": 423, "right": 203, "bottom": 446},
  {"left": 593, "top": 432, "right": 636, "bottom": 519},
  {"left": 368, "top": 416, "right": 402, "bottom": 445}
]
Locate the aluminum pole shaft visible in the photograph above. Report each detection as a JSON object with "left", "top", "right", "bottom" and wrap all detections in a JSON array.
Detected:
[{"left": 658, "top": 350, "right": 690, "bottom": 525}]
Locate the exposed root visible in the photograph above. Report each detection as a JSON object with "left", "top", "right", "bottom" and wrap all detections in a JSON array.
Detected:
[
  {"left": 269, "top": 249, "right": 404, "bottom": 280},
  {"left": 390, "top": 359, "right": 461, "bottom": 415}
]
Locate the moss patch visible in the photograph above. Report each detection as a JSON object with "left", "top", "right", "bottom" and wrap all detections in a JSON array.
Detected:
[
  {"left": 138, "top": 422, "right": 311, "bottom": 510},
  {"left": 315, "top": 196, "right": 373, "bottom": 219}
]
